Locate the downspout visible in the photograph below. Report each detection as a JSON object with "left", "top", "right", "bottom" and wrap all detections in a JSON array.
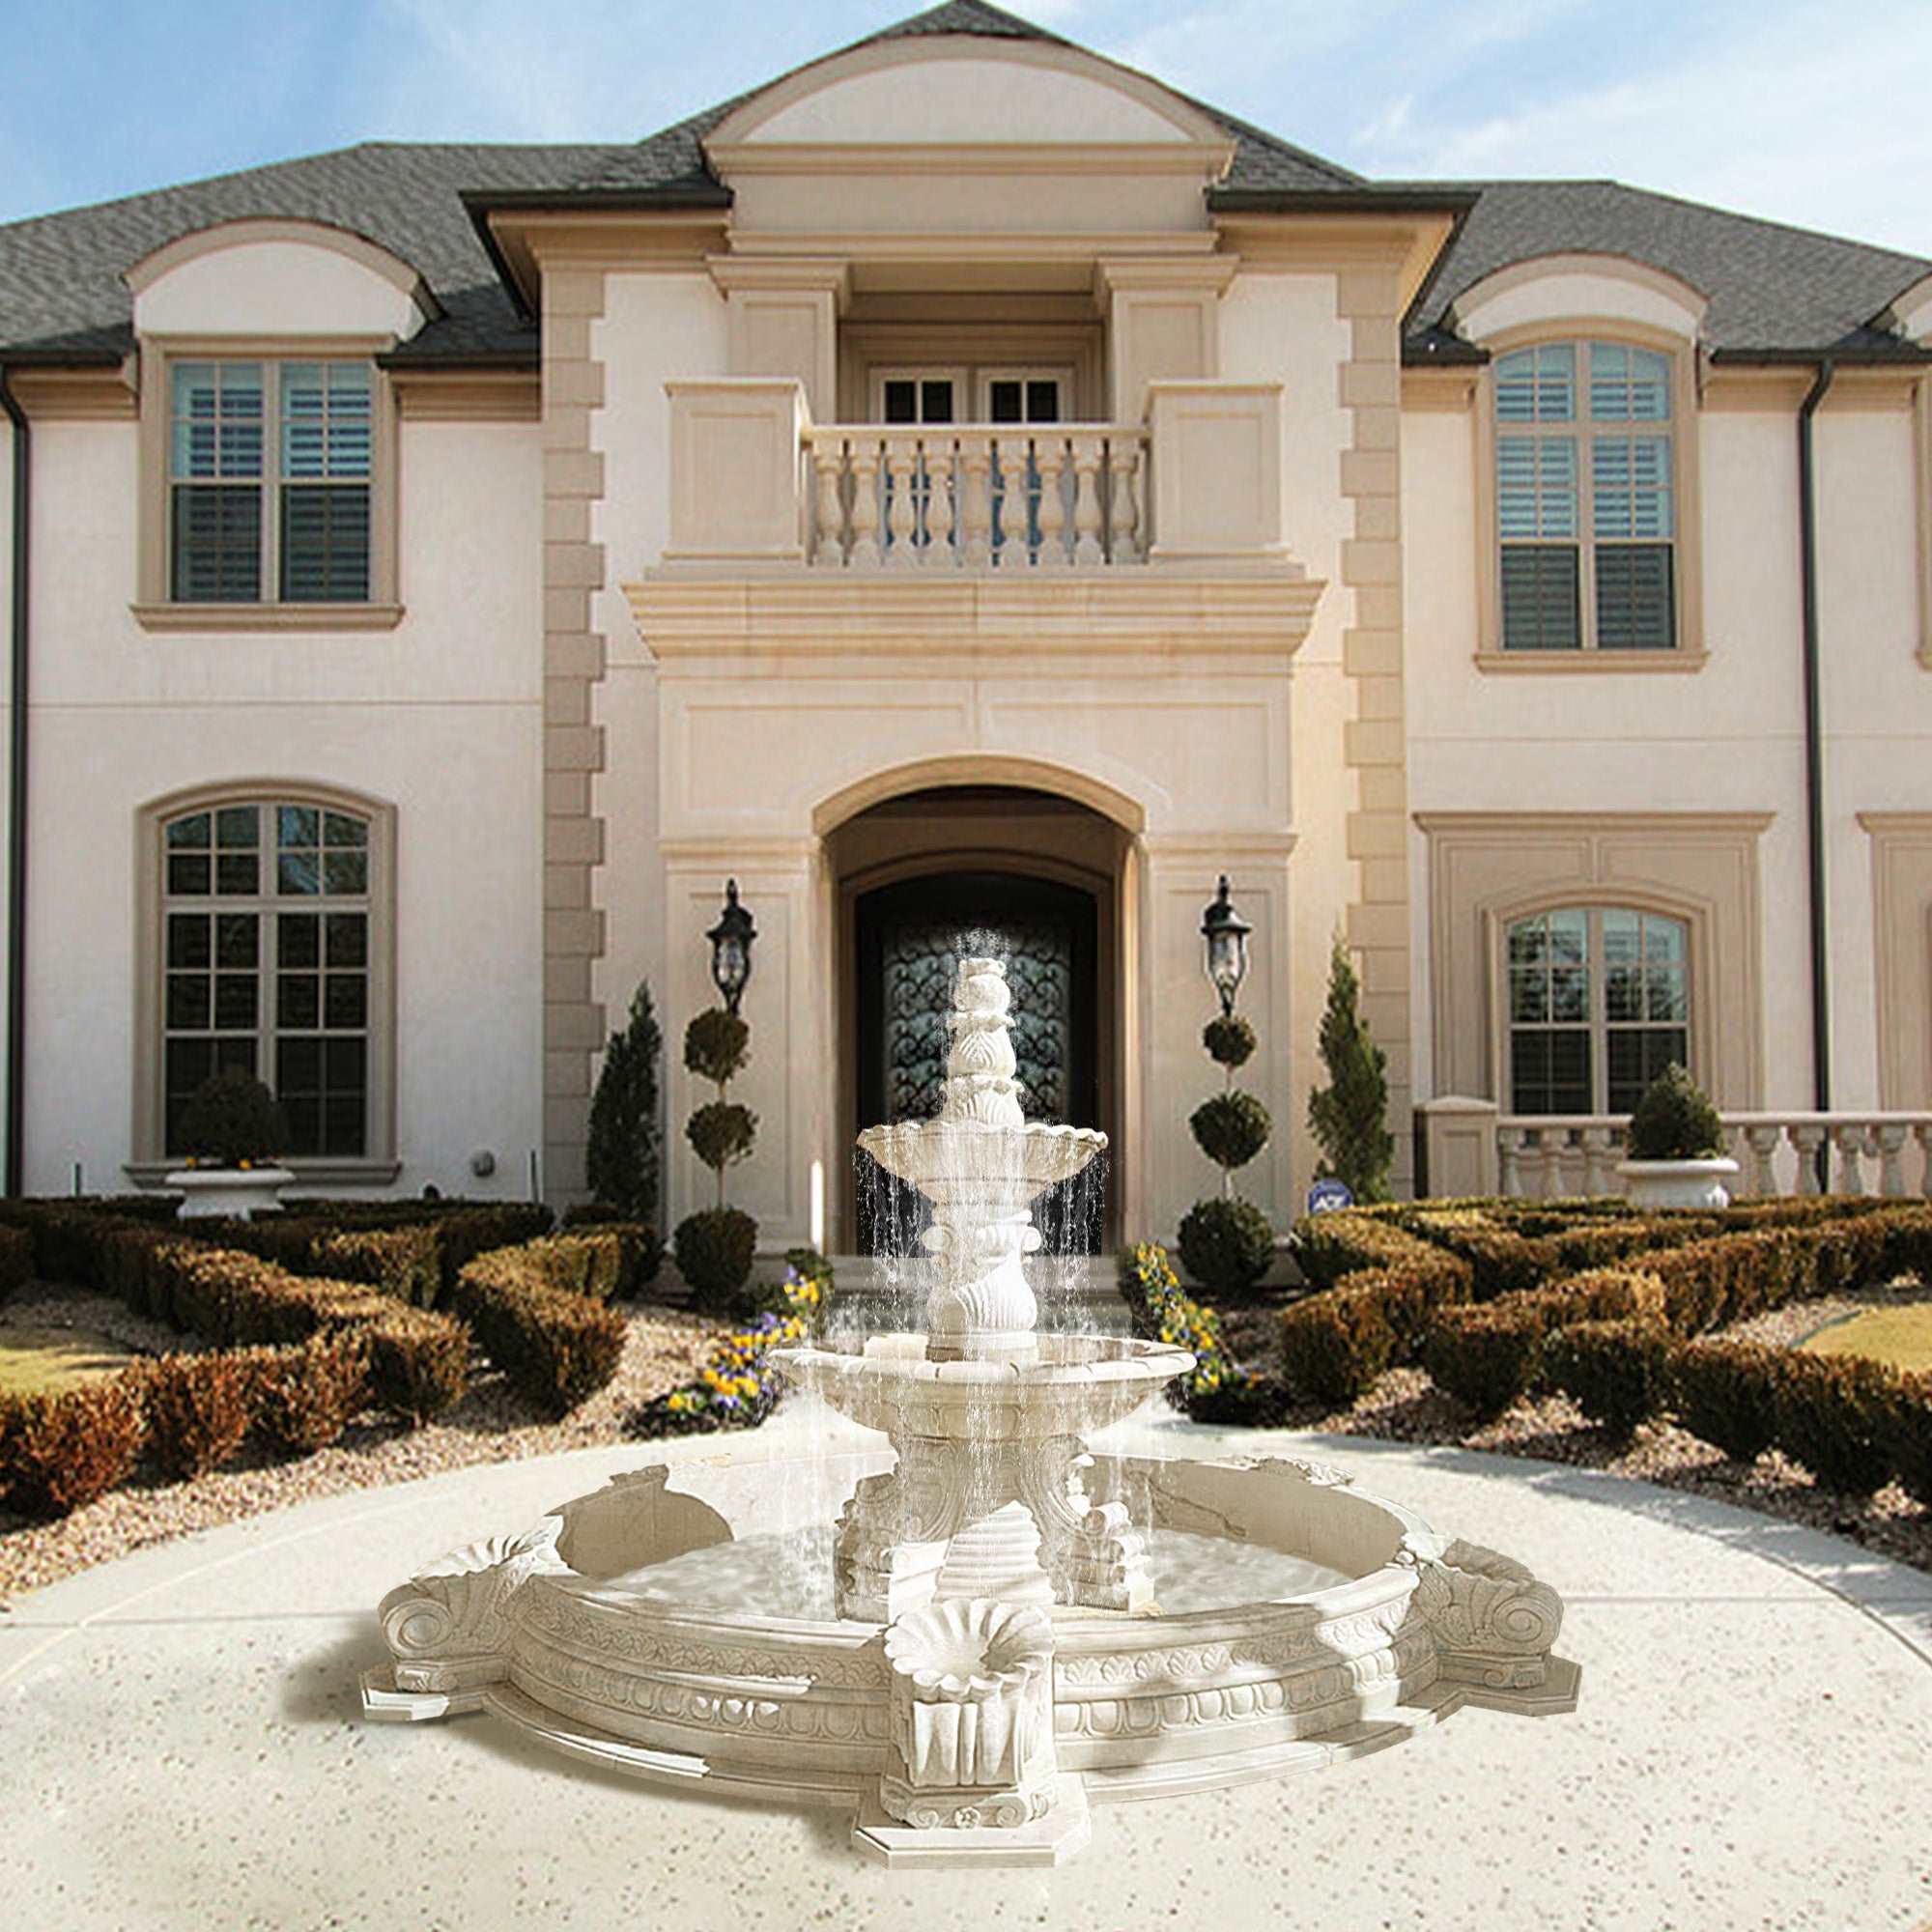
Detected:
[
  {"left": 0, "top": 366, "right": 25, "bottom": 1198},
  {"left": 1797, "top": 358, "right": 1833, "bottom": 1132}
]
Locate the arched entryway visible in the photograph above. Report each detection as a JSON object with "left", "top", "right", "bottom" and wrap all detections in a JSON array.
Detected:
[{"left": 824, "top": 784, "right": 1131, "bottom": 1252}]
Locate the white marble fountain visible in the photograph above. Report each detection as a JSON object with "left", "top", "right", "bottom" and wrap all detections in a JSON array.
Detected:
[{"left": 362, "top": 957, "right": 1578, "bottom": 1867}]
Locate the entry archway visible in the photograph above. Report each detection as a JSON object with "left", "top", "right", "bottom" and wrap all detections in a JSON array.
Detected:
[{"left": 824, "top": 783, "right": 1132, "bottom": 1253}]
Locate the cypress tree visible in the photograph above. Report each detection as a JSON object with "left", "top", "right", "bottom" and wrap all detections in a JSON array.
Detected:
[
  {"left": 586, "top": 980, "right": 664, "bottom": 1225},
  {"left": 1307, "top": 934, "right": 1393, "bottom": 1203}
]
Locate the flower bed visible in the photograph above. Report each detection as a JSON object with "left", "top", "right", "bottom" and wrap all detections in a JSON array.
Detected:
[{"left": 629, "top": 1252, "right": 835, "bottom": 1437}]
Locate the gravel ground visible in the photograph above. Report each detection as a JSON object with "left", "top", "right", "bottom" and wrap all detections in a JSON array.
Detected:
[
  {"left": 1225, "top": 1274, "right": 1932, "bottom": 1576},
  {"left": 0, "top": 1287, "right": 724, "bottom": 1605}
]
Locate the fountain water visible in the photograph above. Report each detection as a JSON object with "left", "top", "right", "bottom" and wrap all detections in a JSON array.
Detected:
[{"left": 362, "top": 957, "right": 1578, "bottom": 1867}]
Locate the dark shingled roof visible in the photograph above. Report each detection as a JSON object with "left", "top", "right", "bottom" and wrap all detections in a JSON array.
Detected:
[{"left": 1, "top": 2, "right": 1925, "bottom": 369}]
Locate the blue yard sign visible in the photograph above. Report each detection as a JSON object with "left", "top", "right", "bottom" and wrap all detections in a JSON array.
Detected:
[{"left": 1306, "top": 1178, "right": 1354, "bottom": 1215}]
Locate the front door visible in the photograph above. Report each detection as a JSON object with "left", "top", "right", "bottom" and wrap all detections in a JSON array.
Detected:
[{"left": 854, "top": 870, "right": 1099, "bottom": 1257}]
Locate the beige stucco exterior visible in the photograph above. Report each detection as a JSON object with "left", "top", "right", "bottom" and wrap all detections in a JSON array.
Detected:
[{"left": 0, "top": 25, "right": 1926, "bottom": 1233}]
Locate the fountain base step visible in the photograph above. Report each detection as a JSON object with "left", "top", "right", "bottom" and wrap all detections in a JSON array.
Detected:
[{"left": 853, "top": 1774, "right": 1092, "bottom": 1869}]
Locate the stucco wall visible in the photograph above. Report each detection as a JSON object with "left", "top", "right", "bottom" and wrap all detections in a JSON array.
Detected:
[{"left": 14, "top": 412, "right": 544, "bottom": 1196}]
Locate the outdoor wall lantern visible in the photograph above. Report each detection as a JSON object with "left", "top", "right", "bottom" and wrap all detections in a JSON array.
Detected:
[
  {"left": 708, "top": 879, "right": 756, "bottom": 1014},
  {"left": 1201, "top": 875, "right": 1252, "bottom": 1017}
]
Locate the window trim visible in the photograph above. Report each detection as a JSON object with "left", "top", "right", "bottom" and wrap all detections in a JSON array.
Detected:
[
  {"left": 128, "top": 779, "right": 399, "bottom": 1183},
  {"left": 134, "top": 334, "right": 402, "bottom": 632},
  {"left": 1473, "top": 320, "right": 1705, "bottom": 670}
]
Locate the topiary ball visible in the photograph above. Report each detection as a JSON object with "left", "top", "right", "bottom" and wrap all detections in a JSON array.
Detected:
[
  {"left": 1202, "top": 1013, "right": 1257, "bottom": 1069},
  {"left": 686, "top": 1100, "right": 758, "bottom": 1172},
  {"left": 1188, "top": 1090, "right": 1272, "bottom": 1171},
  {"left": 1177, "top": 1196, "right": 1276, "bottom": 1294},
  {"left": 177, "top": 1068, "right": 288, "bottom": 1168},
  {"left": 673, "top": 1207, "right": 759, "bottom": 1308},
  {"left": 684, "top": 1008, "right": 751, "bottom": 1087},
  {"left": 1625, "top": 1062, "right": 1723, "bottom": 1161}
]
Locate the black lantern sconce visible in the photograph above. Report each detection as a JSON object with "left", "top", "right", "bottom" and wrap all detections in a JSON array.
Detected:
[
  {"left": 1200, "top": 875, "right": 1252, "bottom": 1018},
  {"left": 707, "top": 879, "right": 756, "bottom": 1015}
]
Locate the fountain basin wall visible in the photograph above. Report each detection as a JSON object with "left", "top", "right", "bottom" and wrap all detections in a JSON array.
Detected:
[{"left": 367, "top": 1447, "right": 1575, "bottom": 1819}]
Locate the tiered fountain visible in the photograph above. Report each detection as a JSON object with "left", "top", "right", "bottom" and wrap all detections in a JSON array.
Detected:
[{"left": 363, "top": 958, "right": 1577, "bottom": 1867}]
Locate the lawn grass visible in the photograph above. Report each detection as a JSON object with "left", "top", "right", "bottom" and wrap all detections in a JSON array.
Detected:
[
  {"left": 1800, "top": 1303, "right": 1932, "bottom": 1374},
  {"left": 0, "top": 1323, "right": 144, "bottom": 1397}
]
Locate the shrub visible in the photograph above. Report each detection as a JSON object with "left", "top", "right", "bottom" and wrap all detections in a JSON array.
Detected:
[
  {"left": 687, "top": 1101, "right": 758, "bottom": 1172},
  {"left": 1202, "top": 1014, "right": 1256, "bottom": 1069},
  {"left": 1279, "top": 1278, "right": 1403, "bottom": 1406},
  {"left": 1670, "top": 1339, "right": 1783, "bottom": 1463},
  {"left": 1774, "top": 1352, "right": 1899, "bottom": 1495},
  {"left": 253, "top": 1332, "right": 370, "bottom": 1454},
  {"left": 222, "top": 1219, "right": 443, "bottom": 1310},
  {"left": 684, "top": 1008, "right": 750, "bottom": 1087},
  {"left": 1306, "top": 934, "right": 1393, "bottom": 1203},
  {"left": 1877, "top": 1371, "right": 1932, "bottom": 1508},
  {"left": 1177, "top": 1196, "right": 1275, "bottom": 1294},
  {"left": 587, "top": 979, "right": 665, "bottom": 1228},
  {"left": 0, "top": 1224, "right": 31, "bottom": 1304},
  {"left": 0, "top": 1380, "right": 145, "bottom": 1517},
  {"left": 177, "top": 1069, "right": 288, "bottom": 1167},
  {"left": 1406, "top": 1211, "right": 1560, "bottom": 1300},
  {"left": 1422, "top": 1302, "right": 1548, "bottom": 1420},
  {"left": 358, "top": 1309, "right": 469, "bottom": 1423},
  {"left": 1187, "top": 1093, "right": 1272, "bottom": 1174},
  {"left": 140, "top": 1350, "right": 255, "bottom": 1480},
  {"left": 451, "top": 1249, "right": 628, "bottom": 1417},
  {"left": 1544, "top": 1320, "right": 1672, "bottom": 1439},
  {"left": 673, "top": 1207, "right": 759, "bottom": 1306},
  {"left": 1291, "top": 1210, "right": 1464, "bottom": 1295},
  {"left": 1625, "top": 1063, "right": 1723, "bottom": 1162}
]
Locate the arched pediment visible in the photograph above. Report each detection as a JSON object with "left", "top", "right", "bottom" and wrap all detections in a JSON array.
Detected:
[
  {"left": 707, "top": 36, "right": 1233, "bottom": 162},
  {"left": 1449, "top": 252, "right": 1708, "bottom": 347},
  {"left": 126, "top": 218, "right": 438, "bottom": 341}
]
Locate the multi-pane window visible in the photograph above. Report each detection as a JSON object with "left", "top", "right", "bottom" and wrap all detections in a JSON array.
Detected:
[
  {"left": 169, "top": 361, "right": 373, "bottom": 603},
  {"left": 1495, "top": 342, "right": 1675, "bottom": 651},
  {"left": 161, "top": 802, "right": 372, "bottom": 1157},
  {"left": 1507, "top": 907, "right": 1690, "bottom": 1115}
]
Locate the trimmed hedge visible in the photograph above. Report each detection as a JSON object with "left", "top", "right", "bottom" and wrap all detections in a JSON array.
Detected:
[
  {"left": 1423, "top": 1268, "right": 1667, "bottom": 1419},
  {"left": 1668, "top": 1339, "right": 1786, "bottom": 1463},
  {"left": 1, "top": 1209, "right": 468, "bottom": 1423},
  {"left": 1772, "top": 1351, "right": 1898, "bottom": 1495},
  {"left": 0, "top": 1223, "right": 31, "bottom": 1304},
  {"left": 140, "top": 1350, "right": 254, "bottom": 1480},
  {"left": 451, "top": 1244, "right": 629, "bottom": 1417},
  {"left": 1544, "top": 1320, "right": 1674, "bottom": 1439},
  {"left": 0, "top": 1380, "right": 145, "bottom": 1517},
  {"left": 253, "top": 1331, "right": 370, "bottom": 1455}
]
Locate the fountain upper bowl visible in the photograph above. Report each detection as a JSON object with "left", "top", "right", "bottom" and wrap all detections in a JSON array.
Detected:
[
  {"left": 770, "top": 1331, "right": 1194, "bottom": 1441},
  {"left": 857, "top": 1119, "right": 1107, "bottom": 1192}
]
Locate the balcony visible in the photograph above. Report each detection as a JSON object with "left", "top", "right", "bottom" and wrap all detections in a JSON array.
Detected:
[{"left": 657, "top": 378, "right": 1293, "bottom": 574}]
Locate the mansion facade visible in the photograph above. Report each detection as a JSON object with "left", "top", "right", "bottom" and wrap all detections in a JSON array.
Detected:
[{"left": 1, "top": 1, "right": 1929, "bottom": 1249}]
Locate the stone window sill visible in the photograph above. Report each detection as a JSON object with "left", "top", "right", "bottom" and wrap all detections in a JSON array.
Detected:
[
  {"left": 1473, "top": 647, "right": 1709, "bottom": 675},
  {"left": 124, "top": 1156, "right": 404, "bottom": 1189},
  {"left": 131, "top": 603, "right": 405, "bottom": 634}
]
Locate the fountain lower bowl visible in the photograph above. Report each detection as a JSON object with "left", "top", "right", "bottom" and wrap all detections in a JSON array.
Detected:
[
  {"left": 770, "top": 1332, "right": 1196, "bottom": 1441},
  {"left": 364, "top": 1445, "right": 1577, "bottom": 1854}
]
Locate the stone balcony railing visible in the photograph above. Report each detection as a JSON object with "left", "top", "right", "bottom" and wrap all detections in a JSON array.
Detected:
[
  {"left": 1420, "top": 1095, "right": 1932, "bottom": 1201},
  {"left": 658, "top": 378, "right": 1289, "bottom": 573}
]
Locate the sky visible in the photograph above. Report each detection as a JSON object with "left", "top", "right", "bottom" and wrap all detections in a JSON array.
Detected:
[{"left": 3, "top": 0, "right": 1931, "bottom": 260}]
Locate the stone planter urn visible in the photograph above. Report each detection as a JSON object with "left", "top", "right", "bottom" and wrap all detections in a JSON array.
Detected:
[
  {"left": 1615, "top": 1156, "right": 1739, "bottom": 1210},
  {"left": 165, "top": 1165, "right": 297, "bottom": 1221}
]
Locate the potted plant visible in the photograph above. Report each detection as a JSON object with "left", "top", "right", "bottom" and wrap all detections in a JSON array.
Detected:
[
  {"left": 164, "top": 1069, "right": 296, "bottom": 1220},
  {"left": 1615, "top": 1063, "right": 1739, "bottom": 1209}
]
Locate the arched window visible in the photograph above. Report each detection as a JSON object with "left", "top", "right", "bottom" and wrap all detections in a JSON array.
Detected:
[
  {"left": 1495, "top": 340, "right": 1676, "bottom": 652},
  {"left": 1505, "top": 907, "right": 1689, "bottom": 1115},
  {"left": 144, "top": 788, "right": 394, "bottom": 1165}
]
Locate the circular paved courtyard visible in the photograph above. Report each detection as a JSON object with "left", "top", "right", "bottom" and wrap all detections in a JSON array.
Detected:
[{"left": 3, "top": 1407, "right": 1929, "bottom": 1932}]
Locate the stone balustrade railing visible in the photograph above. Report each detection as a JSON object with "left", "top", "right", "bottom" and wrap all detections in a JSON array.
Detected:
[
  {"left": 657, "top": 377, "right": 1289, "bottom": 573},
  {"left": 804, "top": 425, "right": 1147, "bottom": 570},
  {"left": 1418, "top": 1095, "right": 1932, "bottom": 1202}
]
